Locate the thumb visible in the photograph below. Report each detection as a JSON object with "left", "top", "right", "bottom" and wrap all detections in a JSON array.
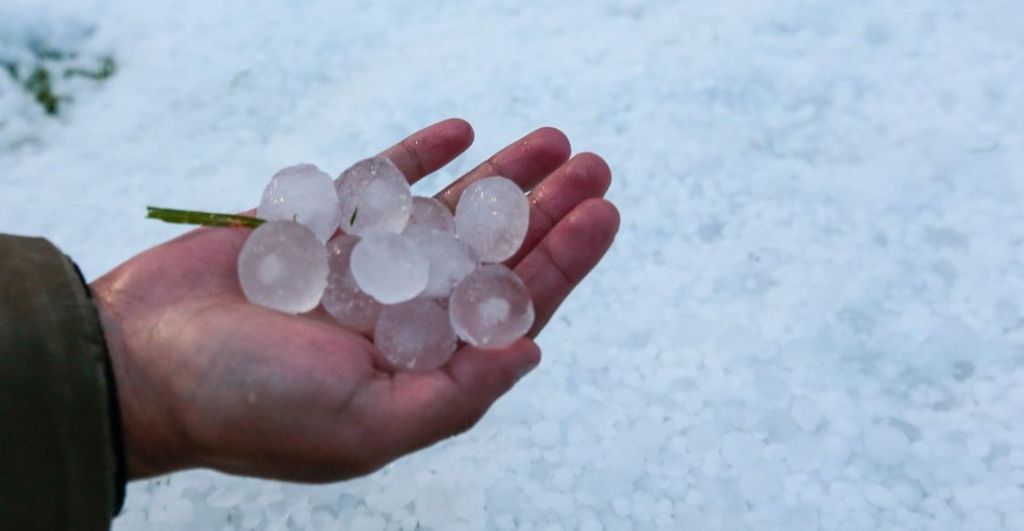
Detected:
[
  {"left": 432, "top": 338, "right": 542, "bottom": 439},
  {"left": 446, "top": 337, "right": 542, "bottom": 407}
]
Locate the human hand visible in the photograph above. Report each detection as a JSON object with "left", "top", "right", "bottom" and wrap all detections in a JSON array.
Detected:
[{"left": 90, "top": 119, "right": 619, "bottom": 482}]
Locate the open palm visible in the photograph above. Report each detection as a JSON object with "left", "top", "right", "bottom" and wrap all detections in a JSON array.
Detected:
[{"left": 91, "top": 119, "right": 619, "bottom": 482}]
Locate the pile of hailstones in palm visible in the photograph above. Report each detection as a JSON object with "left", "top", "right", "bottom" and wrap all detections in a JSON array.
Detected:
[{"left": 238, "top": 157, "right": 534, "bottom": 370}]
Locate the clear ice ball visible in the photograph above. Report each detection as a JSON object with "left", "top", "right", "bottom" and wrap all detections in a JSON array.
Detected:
[
  {"left": 350, "top": 232, "right": 429, "bottom": 304},
  {"left": 321, "top": 234, "right": 382, "bottom": 333},
  {"left": 448, "top": 264, "right": 534, "bottom": 348},
  {"left": 402, "top": 195, "right": 455, "bottom": 241},
  {"left": 237, "top": 220, "right": 329, "bottom": 314},
  {"left": 335, "top": 157, "right": 412, "bottom": 236},
  {"left": 256, "top": 164, "right": 341, "bottom": 243},
  {"left": 375, "top": 298, "right": 457, "bottom": 370},
  {"left": 411, "top": 230, "right": 480, "bottom": 299},
  {"left": 454, "top": 176, "right": 530, "bottom": 263}
]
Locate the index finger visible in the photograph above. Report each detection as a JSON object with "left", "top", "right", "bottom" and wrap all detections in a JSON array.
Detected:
[{"left": 377, "top": 118, "right": 475, "bottom": 185}]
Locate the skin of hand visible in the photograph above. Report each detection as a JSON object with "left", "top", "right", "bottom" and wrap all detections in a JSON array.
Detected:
[{"left": 90, "top": 119, "right": 620, "bottom": 482}]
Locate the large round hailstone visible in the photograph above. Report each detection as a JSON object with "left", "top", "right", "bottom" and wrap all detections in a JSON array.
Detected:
[
  {"left": 350, "top": 232, "right": 429, "bottom": 304},
  {"left": 237, "top": 220, "right": 328, "bottom": 314},
  {"left": 402, "top": 196, "right": 455, "bottom": 240},
  {"left": 335, "top": 157, "right": 412, "bottom": 236},
  {"left": 449, "top": 264, "right": 534, "bottom": 348},
  {"left": 454, "top": 176, "right": 529, "bottom": 263},
  {"left": 257, "top": 164, "right": 342, "bottom": 243},
  {"left": 375, "top": 298, "right": 457, "bottom": 370},
  {"left": 321, "top": 235, "right": 382, "bottom": 333},
  {"left": 412, "top": 231, "right": 479, "bottom": 298}
]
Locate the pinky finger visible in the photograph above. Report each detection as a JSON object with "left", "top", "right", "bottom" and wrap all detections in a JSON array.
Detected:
[{"left": 513, "top": 198, "right": 620, "bottom": 336}]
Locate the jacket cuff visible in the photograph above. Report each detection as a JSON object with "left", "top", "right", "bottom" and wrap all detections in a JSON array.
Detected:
[{"left": 0, "top": 235, "right": 126, "bottom": 529}]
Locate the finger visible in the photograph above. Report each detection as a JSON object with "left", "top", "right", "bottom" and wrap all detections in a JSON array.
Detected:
[
  {"left": 514, "top": 198, "right": 620, "bottom": 336},
  {"left": 437, "top": 127, "right": 570, "bottom": 210},
  {"left": 506, "top": 152, "right": 612, "bottom": 267},
  {"left": 368, "top": 339, "right": 541, "bottom": 457},
  {"left": 377, "top": 118, "right": 475, "bottom": 185}
]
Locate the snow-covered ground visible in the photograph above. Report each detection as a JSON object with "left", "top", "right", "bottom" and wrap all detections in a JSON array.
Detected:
[{"left": 3, "top": 0, "right": 1024, "bottom": 529}]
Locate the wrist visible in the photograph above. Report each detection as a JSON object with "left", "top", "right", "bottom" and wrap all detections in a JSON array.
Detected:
[{"left": 90, "top": 275, "right": 193, "bottom": 480}]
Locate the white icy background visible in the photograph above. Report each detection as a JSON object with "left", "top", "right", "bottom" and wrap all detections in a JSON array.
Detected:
[{"left": 2, "top": 0, "right": 1024, "bottom": 529}]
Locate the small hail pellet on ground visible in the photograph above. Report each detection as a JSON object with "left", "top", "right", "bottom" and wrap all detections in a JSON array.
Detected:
[{"left": 234, "top": 157, "right": 534, "bottom": 369}]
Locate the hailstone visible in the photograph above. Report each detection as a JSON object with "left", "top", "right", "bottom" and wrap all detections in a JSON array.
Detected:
[
  {"left": 237, "top": 220, "right": 329, "bottom": 314},
  {"left": 448, "top": 264, "right": 534, "bottom": 348},
  {"left": 257, "top": 164, "right": 341, "bottom": 243},
  {"left": 321, "top": 234, "right": 382, "bottom": 333},
  {"left": 335, "top": 157, "right": 412, "bottom": 236}
]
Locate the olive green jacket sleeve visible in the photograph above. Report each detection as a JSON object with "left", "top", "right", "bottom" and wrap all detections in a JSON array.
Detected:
[{"left": 0, "top": 235, "right": 125, "bottom": 530}]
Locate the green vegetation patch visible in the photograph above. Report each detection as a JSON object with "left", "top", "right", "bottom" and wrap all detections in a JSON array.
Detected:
[{"left": 1, "top": 41, "right": 116, "bottom": 116}]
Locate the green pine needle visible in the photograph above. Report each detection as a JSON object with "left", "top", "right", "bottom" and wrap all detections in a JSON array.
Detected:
[{"left": 146, "top": 206, "right": 264, "bottom": 229}]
